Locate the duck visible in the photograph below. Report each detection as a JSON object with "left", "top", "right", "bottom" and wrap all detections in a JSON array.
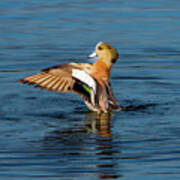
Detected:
[{"left": 19, "top": 42, "right": 122, "bottom": 113}]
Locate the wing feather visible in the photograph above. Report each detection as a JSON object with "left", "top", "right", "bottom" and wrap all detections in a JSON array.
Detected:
[
  {"left": 57, "top": 79, "right": 66, "bottom": 92},
  {"left": 38, "top": 76, "right": 54, "bottom": 87},
  {"left": 45, "top": 76, "right": 60, "bottom": 90},
  {"left": 26, "top": 73, "right": 47, "bottom": 81},
  {"left": 51, "top": 78, "right": 63, "bottom": 91},
  {"left": 19, "top": 63, "right": 93, "bottom": 96},
  {"left": 34, "top": 75, "right": 52, "bottom": 85}
]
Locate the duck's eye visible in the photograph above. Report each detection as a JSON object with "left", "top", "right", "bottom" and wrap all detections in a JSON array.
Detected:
[{"left": 98, "top": 46, "right": 103, "bottom": 50}]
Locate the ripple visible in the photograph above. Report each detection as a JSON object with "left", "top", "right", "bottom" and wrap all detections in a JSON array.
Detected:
[
  {"left": 112, "top": 76, "right": 162, "bottom": 80},
  {"left": 1, "top": 0, "right": 180, "bottom": 179}
]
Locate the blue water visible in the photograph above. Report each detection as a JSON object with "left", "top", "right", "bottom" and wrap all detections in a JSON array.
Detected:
[{"left": 1, "top": 0, "right": 180, "bottom": 179}]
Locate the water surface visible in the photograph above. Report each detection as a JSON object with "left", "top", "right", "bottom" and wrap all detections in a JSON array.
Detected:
[{"left": 1, "top": 0, "right": 180, "bottom": 179}]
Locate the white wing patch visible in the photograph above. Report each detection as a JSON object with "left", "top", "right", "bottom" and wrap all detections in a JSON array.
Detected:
[{"left": 72, "top": 69, "right": 96, "bottom": 92}]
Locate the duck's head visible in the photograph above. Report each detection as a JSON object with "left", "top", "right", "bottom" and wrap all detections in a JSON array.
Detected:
[{"left": 89, "top": 42, "right": 119, "bottom": 67}]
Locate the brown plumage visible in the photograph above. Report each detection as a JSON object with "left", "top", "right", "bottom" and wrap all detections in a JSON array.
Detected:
[{"left": 19, "top": 42, "right": 122, "bottom": 113}]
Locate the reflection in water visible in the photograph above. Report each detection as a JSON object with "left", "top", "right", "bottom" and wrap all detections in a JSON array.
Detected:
[
  {"left": 43, "top": 112, "right": 121, "bottom": 179},
  {"left": 85, "top": 113, "right": 120, "bottom": 179},
  {"left": 1, "top": 0, "right": 180, "bottom": 179},
  {"left": 84, "top": 112, "right": 112, "bottom": 138}
]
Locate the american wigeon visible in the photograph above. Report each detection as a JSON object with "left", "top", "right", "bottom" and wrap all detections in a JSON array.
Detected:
[{"left": 19, "top": 42, "right": 122, "bottom": 113}]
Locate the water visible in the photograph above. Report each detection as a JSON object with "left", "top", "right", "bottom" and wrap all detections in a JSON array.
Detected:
[{"left": 1, "top": 0, "right": 180, "bottom": 179}]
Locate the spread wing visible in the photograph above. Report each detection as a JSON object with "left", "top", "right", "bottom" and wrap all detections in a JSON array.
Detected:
[{"left": 19, "top": 63, "right": 94, "bottom": 98}]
